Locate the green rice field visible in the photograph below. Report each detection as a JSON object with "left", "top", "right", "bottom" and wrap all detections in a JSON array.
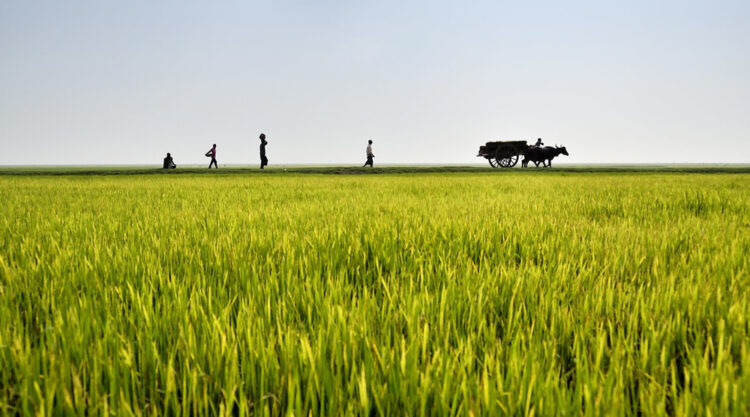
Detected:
[{"left": 0, "top": 169, "right": 748, "bottom": 416}]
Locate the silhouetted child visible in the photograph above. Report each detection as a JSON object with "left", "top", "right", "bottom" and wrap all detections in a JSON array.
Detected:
[
  {"left": 205, "top": 144, "right": 218, "bottom": 168},
  {"left": 259, "top": 133, "right": 268, "bottom": 169},
  {"left": 363, "top": 140, "right": 374, "bottom": 167},
  {"left": 163, "top": 153, "right": 176, "bottom": 169}
]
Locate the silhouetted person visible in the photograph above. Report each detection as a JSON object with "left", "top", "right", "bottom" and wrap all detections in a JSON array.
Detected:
[
  {"left": 363, "top": 140, "right": 374, "bottom": 167},
  {"left": 532, "top": 138, "right": 544, "bottom": 148},
  {"left": 259, "top": 133, "right": 268, "bottom": 169},
  {"left": 163, "top": 153, "right": 176, "bottom": 169},
  {"left": 206, "top": 144, "right": 218, "bottom": 169}
]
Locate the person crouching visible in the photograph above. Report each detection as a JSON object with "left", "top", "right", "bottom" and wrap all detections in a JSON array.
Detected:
[{"left": 163, "top": 153, "right": 176, "bottom": 169}]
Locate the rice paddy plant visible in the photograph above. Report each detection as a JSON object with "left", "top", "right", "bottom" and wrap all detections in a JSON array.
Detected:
[{"left": 0, "top": 172, "right": 748, "bottom": 416}]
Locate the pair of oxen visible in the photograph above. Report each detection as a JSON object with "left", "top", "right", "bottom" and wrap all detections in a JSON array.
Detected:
[{"left": 522, "top": 145, "right": 569, "bottom": 168}]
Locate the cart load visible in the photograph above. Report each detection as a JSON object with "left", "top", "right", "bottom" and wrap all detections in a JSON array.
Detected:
[{"left": 477, "top": 140, "right": 529, "bottom": 168}]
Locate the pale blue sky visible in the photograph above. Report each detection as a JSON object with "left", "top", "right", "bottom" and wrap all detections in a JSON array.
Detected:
[{"left": 1, "top": 1, "right": 748, "bottom": 165}]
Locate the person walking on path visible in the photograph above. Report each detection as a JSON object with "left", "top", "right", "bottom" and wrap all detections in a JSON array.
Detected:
[
  {"left": 163, "top": 152, "right": 176, "bottom": 169},
  {"left": 259, "top": 133, "right": 268, "bottom": 169},
  {"left": 205, "top": 144, "right": 218, "bottom": 169},
  {"left": 363, "top": 140, "right": 374, "bottom": 167}
]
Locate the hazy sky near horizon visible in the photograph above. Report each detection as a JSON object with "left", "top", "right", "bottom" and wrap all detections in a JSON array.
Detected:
[{"left": 1, "top": 0, "right": 748, "bottom": 165}]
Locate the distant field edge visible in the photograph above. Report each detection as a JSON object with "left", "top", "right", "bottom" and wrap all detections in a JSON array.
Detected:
[{"left": 1, "top": 164, "right": 749, "bottom": 176}]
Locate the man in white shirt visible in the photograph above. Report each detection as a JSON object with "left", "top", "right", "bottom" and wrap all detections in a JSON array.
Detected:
[{"left": 363, "top": 140, "right": 374, "bottom": 167}]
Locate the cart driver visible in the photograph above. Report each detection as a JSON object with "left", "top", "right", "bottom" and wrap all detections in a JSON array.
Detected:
[{"left": 532, "top": 138, "right": 544, "bottom": 148}]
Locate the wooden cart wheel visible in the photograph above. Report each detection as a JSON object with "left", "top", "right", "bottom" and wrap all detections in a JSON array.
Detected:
[
  {"left": 495, "top": 146, "right": 519, "bottom": 168},
  {"left": 488, "top": 158, "right": 499, "bottom": 168},
  {"left": 497, "top": 155, "right": 519, "bottom": 168}
]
